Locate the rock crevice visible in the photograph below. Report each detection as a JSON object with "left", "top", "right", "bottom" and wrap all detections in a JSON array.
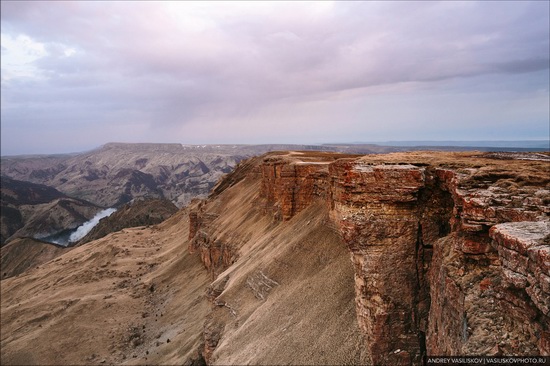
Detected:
[{"left": 188, "top": 151, "right": 549, "bottom": 364}]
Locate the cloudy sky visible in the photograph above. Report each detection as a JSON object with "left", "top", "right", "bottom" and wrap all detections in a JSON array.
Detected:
[{"left": 1, "top": 1, "right": 548, "bottom": 155}]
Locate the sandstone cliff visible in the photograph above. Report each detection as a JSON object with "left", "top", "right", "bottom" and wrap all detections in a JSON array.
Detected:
[
  {"left": 189, "top": 151, "right": 549, "bottom": 364},
  {"left": 1, "top": 150, "right": 548, "bottom": 366}
]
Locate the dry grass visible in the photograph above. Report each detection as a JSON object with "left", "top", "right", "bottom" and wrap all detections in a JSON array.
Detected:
[
  {"left": 0, "top": 150, "right": 369, "bottom": 366},
  {"left": 2, "top": 150, "right": 545, "bottom": 365},
  {"left": 1, "top": 209, "right": 211, "bottom": 365}
]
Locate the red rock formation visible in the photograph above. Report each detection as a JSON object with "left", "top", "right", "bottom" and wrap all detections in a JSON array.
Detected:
[
  {"left": 490, "top": 221, "right": 550, "bottom": 355},
  {"left": 189, "top": 151, "right": 549, "bottom": 364},
  {"left": 188, "top": 209, "right": 234, "bottom": 278},
  {"left": 259, "top": 155, "right": 331, "bottom": 220},
  {"left": 425, "top": 170, "right": 549, "bottom": 357}
]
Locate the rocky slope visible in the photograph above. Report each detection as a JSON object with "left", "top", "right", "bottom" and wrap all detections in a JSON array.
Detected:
[
  {"left": 1, "top": 150, "right": 548, "bottom": 365},
  {"left": 1, "top": 210, "right": 211, "bottom": 365},
  {"left": 1, "top": 176, "right": 101, "bottom": 245},
  {"left": 1, "top": 238, "right": 65, "bottom": 280}
]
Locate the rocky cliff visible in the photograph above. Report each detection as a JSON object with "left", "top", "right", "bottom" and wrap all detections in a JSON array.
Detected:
[
  {"left": 1, "top": 150, "right": 548, "bottom": 366},
  {"left": 189, "top": 151, "right": 549, "bottom": 364}
]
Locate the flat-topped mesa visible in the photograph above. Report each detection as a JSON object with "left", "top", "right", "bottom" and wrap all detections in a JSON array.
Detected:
[
  {"left": 100, "top": 142, "right": 184, "bottom": 151},
  {"left": 188, "top": 151, "right": 550, "bottom": 364}
]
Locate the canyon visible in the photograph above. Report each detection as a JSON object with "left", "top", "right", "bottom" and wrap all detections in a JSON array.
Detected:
[
  {"left": 0, "top": 143, "right": 253, "bottom": 208},
  {"left": 1, "top": 150, "right": 548, "bottom": 365},
  {"left": 0, "top": 176, "right": 101, "bottom": 245},
  {"left": 0, "top": 142, "right": 412, "bottom": 246}
]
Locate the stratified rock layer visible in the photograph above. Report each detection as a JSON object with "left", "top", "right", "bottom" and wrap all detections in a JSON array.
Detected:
[
  {"left": 189, "top": 151, "right": 549, "bottom": 364},
  {"left": 329, "top": 161, "right": 430, "bottom": 364},
  {"left": 2, "top": 150, "right": 548, "bottom": 366}
]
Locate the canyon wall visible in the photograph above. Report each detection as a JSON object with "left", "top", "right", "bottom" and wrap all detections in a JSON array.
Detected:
[
  {"left": 188, "top": 151, "right": 549, "bottom": 364},
  {"left": 329, "top": 161, "right": 435, "bottom": 365}
]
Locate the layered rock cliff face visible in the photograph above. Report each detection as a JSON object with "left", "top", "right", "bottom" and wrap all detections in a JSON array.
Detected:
[
  {"left": 2, "top": 150, "right": 547, "bottom": 366},
  {"left": 189, "top": 151, "right": 549, "bottom": 364},
  {"left": 329, "top": 157, "right": 548, "bottom": 363}
]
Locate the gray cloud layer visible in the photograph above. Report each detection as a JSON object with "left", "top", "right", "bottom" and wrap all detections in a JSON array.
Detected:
[{"left": 1, "top": 1, "right": 548, "bottom": 155}]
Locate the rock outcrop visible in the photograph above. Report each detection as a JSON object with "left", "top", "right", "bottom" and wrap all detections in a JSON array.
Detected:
[
  {"left": 189, "top": 151, "right": 549, "bottom": 364},
  {"left": 329, "top": 161, "right": 432, "bottom": 364},
  {"left": 1, "top": 150, "right": 547, "bottom": 366}
]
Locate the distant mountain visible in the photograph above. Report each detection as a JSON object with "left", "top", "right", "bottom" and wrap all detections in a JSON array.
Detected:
[
  {"left": 2, "top": 142, "right": 547, "bottom": 213},
  {"left": 1, "top": 143, "right": 248, "bottom": 208},
  {"left": 0, "top": 176, "right": 100, "bottom": 246},
  {"left": 0, "top": 143, "right": 355, "bottom": 208}
]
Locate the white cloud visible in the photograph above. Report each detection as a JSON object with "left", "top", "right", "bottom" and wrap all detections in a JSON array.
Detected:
[
  {"left": 1, "top": 33, "right": 47, "bottom": 79},
  {"left": 0, "top": 1, "right": 548, "bottom": 155}
]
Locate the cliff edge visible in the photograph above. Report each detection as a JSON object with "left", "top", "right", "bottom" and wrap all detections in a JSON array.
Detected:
[
  {"left": 190, "top": 150, "right": 549, "bottom": 364},
  {"left": 1, "top": 150, "right": 548, "bottom": 365}
]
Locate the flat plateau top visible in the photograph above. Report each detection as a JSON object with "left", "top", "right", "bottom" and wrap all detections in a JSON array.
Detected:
[{"left": 265, "top": 150, "right": 549, "bottom": 189}]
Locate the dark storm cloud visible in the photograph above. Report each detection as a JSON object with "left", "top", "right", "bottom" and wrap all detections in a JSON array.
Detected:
[{"left": 1, "top": 1, "right": 548, "bottom": 155}]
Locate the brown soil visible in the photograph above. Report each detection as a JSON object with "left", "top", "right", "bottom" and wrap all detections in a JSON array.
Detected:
[
  {"left": 0, "top": 147, "right": 368, "bottom": 365},
  {"left": 1, "top": 210, "right": 211, "bottom": 365},
  {"left": 1, "top": 238, "right": 65, "bottom": 280}
]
